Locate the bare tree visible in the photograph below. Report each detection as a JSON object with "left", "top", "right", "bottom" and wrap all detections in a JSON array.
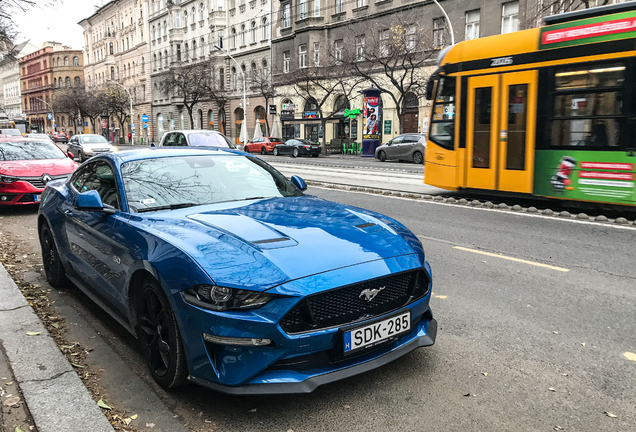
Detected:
[
  {"left": 339, "top": 15, "right": 437, "bottom": 135},
  {"left": 52, "top": 87, "right": 105, "bottom": 133},
  {"left": 101, "top": 83, "right": 136, "bottom": 136},
  {"left": 0, "top": 1, "right": 58, "bottom": 47},
  {"left": 528, "top": 0, "right": 611, "bottom": 27},
  {"left": 251, "top": 69, "right": 277, "bottom": 136},
  {"left": 156, "top": 58, "right": 219, "bottom": 129}
]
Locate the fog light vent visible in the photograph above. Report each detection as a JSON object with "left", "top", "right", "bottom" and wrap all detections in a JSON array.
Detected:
[{"left": 203, "top": 333, "right": 272, "bottom": 346}]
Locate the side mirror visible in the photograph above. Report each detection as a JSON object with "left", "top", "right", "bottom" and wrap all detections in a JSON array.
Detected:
[
  {"left": 73, "top": 190, "right": 116, "bottom": 214},
  {"left": 150, "top": 142, "right": 157, "bottom": 148},
  {"left": 386, "top": 141, "right": 392, "bottom": 146},
  {"left": 67, "top": 152, "right": 74, "bottom": 159},
  {"left": 291, "top": 175, "right": 307, "bottom": 191}
]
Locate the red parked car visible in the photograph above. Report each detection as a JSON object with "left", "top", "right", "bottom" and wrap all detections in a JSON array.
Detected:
[
  {"left": 0, "top": 138, "right": 77, "bottom": 206},
  {"left": 243, "top": 137, "right": 283, "bottom": 155},
  {"left": 52, "top": 132, "right": 69, "bottom": 144}
]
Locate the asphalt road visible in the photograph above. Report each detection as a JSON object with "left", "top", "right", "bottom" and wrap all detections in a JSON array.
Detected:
[{"left": 1, "top": 186, "right": 634, "bottom": 431}]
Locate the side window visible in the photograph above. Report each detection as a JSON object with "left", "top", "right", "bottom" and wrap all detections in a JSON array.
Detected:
[
  {"left": 163, "top": 133, "right": 176, "bottom": 146},
  {"left": 392, "top": 136, "right": 404, "bottom": 144},
  {"left": 70, "top": 163, "right": 97, "bottom": 191},
  {"left": 177, "top": 133, "right": 187, "bottom": 146},
  {"left": 429, "top": 76, "right": 456, "bottom": 150},
  {"left": 78, "top": 162, "right": 120, "bottom": 209}
]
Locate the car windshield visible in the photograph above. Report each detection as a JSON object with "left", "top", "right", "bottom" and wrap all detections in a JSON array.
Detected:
[
  {"left": 121, "top": 155, "right": 303, "bottom": 212},
  {"left": 187, "top": 133, "right": 235, "bottom": 148},
  {"left": 27, "top": 134, "right": 52, "bottom": 140},
  {"left": 1, "top": 129, "right": 22, "bottom": 136},
  {"left": 0, "top": 141, "right": 66, "bottom": 160},
  {"left": 79, "top": 135, "right": 108, "bottom": 144}
]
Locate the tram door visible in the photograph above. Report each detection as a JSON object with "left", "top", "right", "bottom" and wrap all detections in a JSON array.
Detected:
[{"left": 465, "top": 71, "right": 537, "bottom": 193}]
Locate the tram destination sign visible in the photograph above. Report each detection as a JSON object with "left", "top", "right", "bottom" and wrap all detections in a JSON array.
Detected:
[{"left": 540, "top": 10, "right": 636, "bottom": 50}]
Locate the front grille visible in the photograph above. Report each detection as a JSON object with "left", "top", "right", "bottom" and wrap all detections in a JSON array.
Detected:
[
  {"left": 20, "top": 175, "right": 69, "bottom": 189},
  {"left": 17, "top": 193, "right": 36, "bottom": 202},
  {"left": 280, "top": 270, "right": 428, "bottom": 334}
]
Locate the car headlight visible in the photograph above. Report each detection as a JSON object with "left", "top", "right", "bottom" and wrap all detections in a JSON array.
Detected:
[
  {"left": 83, "top": 147, "right": 93, "bottom": 153},
  {"left": 0, "top": 175, "right": 18, "bottom": 183},
  {"left": 110, "top": 146, "right": 118, "bottom": 152},
  {"left": 182, "top": 284, "right": 274, "bottom": 311}
]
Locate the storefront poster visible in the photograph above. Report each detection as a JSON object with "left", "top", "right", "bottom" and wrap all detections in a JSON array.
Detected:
[
  {"left": 534, "top": 150, "right": 636, "bottom": 204},
  {"left": 294, "top": 124, "right": 301, "bottom": 138},
  {"left": 384, "top": 120, "right": 391, "bottom": 134}
]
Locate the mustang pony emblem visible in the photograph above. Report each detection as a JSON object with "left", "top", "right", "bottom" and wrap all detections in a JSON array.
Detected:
[{"left": 359, "top": 286, "right": 385, "bottom": 302}]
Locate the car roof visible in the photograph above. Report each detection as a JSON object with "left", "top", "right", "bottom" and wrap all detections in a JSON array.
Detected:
[
  {"left": 164, "top": 130, "right": 225, "bottom": 136},
  {"left": 97, "top": 147, "right": 247, "bottom": 164},
  {"left": 0, "top": 137, "right": 56, "bottom": 143}
]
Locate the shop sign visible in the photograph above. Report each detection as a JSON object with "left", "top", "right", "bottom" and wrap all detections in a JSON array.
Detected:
[
  {"left": 303, "top": 111, "right": 319, "bottom": 119},
  {"left": 384, "top": 120, "right": 391, "bottom": 134},
  {"left": 269, "top": 105, "right": 277, "bottom": 115}
]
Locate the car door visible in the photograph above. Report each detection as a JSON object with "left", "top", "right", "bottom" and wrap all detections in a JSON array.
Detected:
[
  {"left": 385, "top": 136, "right": 403, "bottom": 159},
  {"left": 61, "top": 161, "right": 130, "bottom": 315},
  {"left": 68, "top": 136, "right": 78, "bottom": 154},
  {"left": 399, "top": 135, "right": 418, "bottom": 159}
]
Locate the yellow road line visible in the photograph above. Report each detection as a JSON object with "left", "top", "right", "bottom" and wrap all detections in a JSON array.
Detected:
[{"left": 453, "top": 246, "right": 570, "bottom": 272}]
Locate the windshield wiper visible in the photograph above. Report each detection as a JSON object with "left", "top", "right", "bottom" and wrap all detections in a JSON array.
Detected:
[{"left": 137, "top": 202, "right": 199, "bottom": 213}]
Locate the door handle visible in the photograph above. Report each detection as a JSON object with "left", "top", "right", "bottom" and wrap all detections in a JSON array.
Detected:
[{"left": 64, "top": 209, "right": 73, "bottom": 216}]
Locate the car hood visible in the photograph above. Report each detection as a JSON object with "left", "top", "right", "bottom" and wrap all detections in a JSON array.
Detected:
[
  {"left": 81, "top": 143, "right": 111, "bottom": 149},
  {"left": 132, "top": 196, "right": 423, "bottom": 291},
  {"left": 0, "top": 158, "right": 77, "bottom": 177}
]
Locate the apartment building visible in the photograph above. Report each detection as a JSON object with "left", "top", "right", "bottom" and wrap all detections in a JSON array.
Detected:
[
  {"left": 79, "top": 0, "right": 151, "bottom": 142},
  {"left": 19, "top": 42, "right": 84, "bottom": 133},
  {"left": 0, "top": 40, "right": 40, "bottom": 118}
]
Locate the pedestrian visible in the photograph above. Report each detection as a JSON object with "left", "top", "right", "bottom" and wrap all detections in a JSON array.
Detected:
[{"left": 128, "top": 132, "right": 132, "bottom": 143}]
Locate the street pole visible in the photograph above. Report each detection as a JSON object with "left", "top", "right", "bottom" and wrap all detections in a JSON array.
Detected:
[
  {"left": 214, "top": 44, "right": 246, "bottom": 144},
  {"left": 34, "top": 97, "right": 55, "bottom": 133},
  {"left": 106, "top": 79, "right": 134, "bottom": 145},
  {"left": 432, "top": 0, "right": 455, "bottom": 45}
]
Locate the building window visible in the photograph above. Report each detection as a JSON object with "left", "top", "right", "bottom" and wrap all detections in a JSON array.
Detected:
[
  {"left": 163, "top": 20, "right": 167, "bottom": 36},
  {"left": 335, "top": 0, "right": 343, "bottom": 14},
  {"left": 177, "top": 44, "right": 181, "bottom": 61},
  {"left": 231, "top": 28, "right": 237, "bottom": 48},
  {"left": 219, "top": 68, "right": 225, "bottom": 89},
  {"left": 262, "top": 17, "right": 268, "bottom": 40},
  {"left": 73, "top": 56, "right": 79, "bottom": 66},
  {"left": 154, "top": 54, "right": 157, "bottom": 70},
  {"left": 200, "top": 3, "right": 204, "bottom": 21},
  {"left": 299, "top": 44, "right": 307, "bottom": 68},
  {"left": 201, "top": 38, "right": 205, "bottom": 57},
  {"left": 356, "top": 0, "right": 366, "bottom": 7},
  {"left": 184, "top": 11, "right": 188, "bottom": 27},
  {"left": 192, "top": 40, "right": 197, "bottom": 59},
  {"left": 355, "top": 35, "right": 365, "bottom": 61},
  {"left": 406, "top": 25, "right": 416, "bottom": 51},
  {"left": 283, "top": 51, "right": 290, "bottom": 73},
  {"left": 314, "top": 0, "right": 320, "bottom": 16},
  {"left": 218, "top": 30, "right": 224, "bottom": 48},
  {"left": 64, "top": 57, "right": 69, "bottom": 66},
  {"left": 300, "top": 0, "right": 307, "bottom": 19},
  {"left": 185, "top": 43, "right": 189, "bottom": 60},
  {"left": 380, "top": 29, "right": 389, "bottom": 57},
  {"left": 74, "top": 77, "right": 81, "bottom": 87},
  {"left": 313, "top": 42, "right": 320, "bottom": 66},
  {"left": 175, "top": 11, "right": 181, "bottom": 28},
  {"left": 232, "top": 67, "right": 237, "bottom": 90},
  {"left": 433, "top": 17, "right": 447, "bottom": 48},
  {"left": 501, "top": 1, "right": 519, "bottom": 34},
  {"left": 240, "top": 24, "right": 246, "bottom": 46},
  {"left": 251, "top": 21, "right": 257, "bottom": 43},
  {"left": 110, "top": 42, "right": 114, "bottom": 54},
  {"left": 283, "top": 4, "right": 290, "bottom": 28},
  {"left": 465, "top": 10, "right": 480, "bottom": 40},
  {"left": 141, "top": 57, "right": 145, "bottom": 72},
  {"left": 334, "top": 39, "right": 343, "bottom": 63}
]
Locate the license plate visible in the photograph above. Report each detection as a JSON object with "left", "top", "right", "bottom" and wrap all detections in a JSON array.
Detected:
[
  {"left": 343, "top": 311, "right": 411, "bottom": 354},
  {"left": 34, "top": 194, "right": 41, "bottom": 202}
]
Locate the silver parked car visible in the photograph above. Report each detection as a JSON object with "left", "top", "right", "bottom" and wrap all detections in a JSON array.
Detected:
[
  {"left": 157, "top": 130, "right": 235, "bottom": 148},
  {"left": 375, "top": 133, "right": 426, "bottom": 164},
  {"left": 67, "top": 134, "right": 117, "bottom": 162}
]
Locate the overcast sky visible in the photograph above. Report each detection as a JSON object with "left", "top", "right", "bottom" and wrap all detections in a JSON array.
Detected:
[{"left": 13, "top": 0, "right": 107, "bottom": 50}]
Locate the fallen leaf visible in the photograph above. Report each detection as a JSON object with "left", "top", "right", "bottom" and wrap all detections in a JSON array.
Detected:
[
  {"left": 481, "top": 372, "right": 488, "bottom": 376},
  {"left": 123, "top": 418, "right": 131, "bottom": 425},
  {"left": 130, "top": 414, "right": 138, "bottom": 420},
  {"left": 435, "top": 295, "right": 447, "bottom": 299},
  {"left": 146, "top": 423, "right": 155, "bottom": 428},
  {"left": 248, "top": 408, "right": 257, "bottom": 412},
  {"left": 549, "top": 387, "right": 556, "bottom": 392},
  {"left": 554, "top": 426, "right": 563, "bottom": 431},
  {"left": 463, "top": 392, "right": 470, "bottom": 397},
  {"left": 562, "top": 373, "right": 569, "bottom": 377},
  {"left": 581, "top": 343, "right": 586, "bottom": 346},
  {"left": 15, "top": 428, "right": 24, "bottom": 432},
  {"left": 623, "top": 352, "right": 636, "bottom": 362},
  {"left": 71, "top": 363, "right": 84, "bottom": 368},
  {"left": 97, "top": 399, "right": 112, "bottom": 410},
  {"left": 51, "top": 323, "right": 59, "bottom": 329},
  {"left": 3, "top": 395, "right": 20, "bottom": 407},
  {"left": 25, "top": 331, "right": 41, "bottom": 336},
  {"left": 552, "top": 331, "right": 559, "bottom": 334},
  {"left": 605, "top": 411, "right": 617, "bottom": 418},
  {"left": 5, "top": 382, "right": 12, "bottom": 386},
  {"left": 343, "top": 404, "right": 350, "bottom": 409}
]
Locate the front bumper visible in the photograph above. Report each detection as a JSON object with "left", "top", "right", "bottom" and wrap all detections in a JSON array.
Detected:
[
  {"left": 189, "top": 317, "right": 436, "bottom": 395},
  {"left": 0, "top": 182, "right": 43, "bottom": 205}
]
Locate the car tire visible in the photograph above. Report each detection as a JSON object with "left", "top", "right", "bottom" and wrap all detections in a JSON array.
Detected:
[
  {"left": 261, "top": 147, "right": 267, "bottom": 155},
  {"left": 135, "top": 276, "right": 188, "bottom": 389},
  {"left": 244, "top": 145, "right": 250, "bottom": 153},
  {"left": 39, "top": 224, "right": 68, "bottom": 288},
  {"left": 273, "top": 147, "right": 279, "bottom": 156},
  {"left": 379, "top": 151, "right": 386, "bottom": 162},
  {"left": 413, "top": 151, "right": 424, "bottom": 164},
  {"left": 292, "top": 148, "right": 299, "bottom": 158}
]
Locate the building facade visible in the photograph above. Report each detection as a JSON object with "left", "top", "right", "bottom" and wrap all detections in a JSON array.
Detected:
[
  {"left": 19, "top": 42, "right": 84, "bottom": 133},
  {"left": 0, "top": 40, "right": 40, "bottom": 118}
]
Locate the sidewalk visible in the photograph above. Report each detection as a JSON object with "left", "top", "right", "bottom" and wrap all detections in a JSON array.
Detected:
[{"left": 0, "top": 263, "right": 114, "bottom": 432}]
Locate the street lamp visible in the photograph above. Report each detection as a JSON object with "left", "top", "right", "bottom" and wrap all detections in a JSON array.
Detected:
[
  {"left": 214, "top": 44, "right": 247, "bottom": 143},
  {"left": 432, "top": 0, "right": 455, "bottom": 45},
  {"left": 34, "top": 97, "right": 55, "bottom": 133},
  {"left": 106, "top": 79, "right": 134, "bottom": 145}
]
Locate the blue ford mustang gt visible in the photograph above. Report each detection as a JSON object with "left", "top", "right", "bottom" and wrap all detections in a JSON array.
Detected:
[{"left": 37, "top": 148, "right": 436, "bottom": 394}]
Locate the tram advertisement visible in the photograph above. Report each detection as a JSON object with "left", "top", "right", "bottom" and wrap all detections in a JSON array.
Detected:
[
  {"left": 534, "top": 151, "right": 636, "bottom": 204},
  {"left": 363, "top": 96, "right": 382, "bottom": 139}
]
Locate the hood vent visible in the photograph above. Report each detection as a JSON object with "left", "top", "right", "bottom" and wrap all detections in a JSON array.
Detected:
[
  {"left": 355, "top": 222, "right": 376, "bottom": 229},
  {"left": 252, "top": 237, "right": 291, "bottom": 245}
]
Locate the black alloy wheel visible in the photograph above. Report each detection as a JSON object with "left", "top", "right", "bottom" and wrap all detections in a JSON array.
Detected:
[
  {"left": 244, "top": 145, "right": 250, "bottom": 153},
  {"left": 379, "top": 151, "right": 387, "bottom": 162},
  {"left": 39, "top": 224, "right": 68, "bottom": 288},
  {"left": 136, "top": 277, "right": 188, "bottom": 388},
  {"left": 413, "top": 151, "right": 424, "bottom": 164},
  {"left": 292, "top": 148, "right": 299, "bottom": 158},
  {"left": 273, "top": 147, "right": 279, "bottom": 156},
  {"left": 261, "top": 147, "right": 267, "bottom": 155}
]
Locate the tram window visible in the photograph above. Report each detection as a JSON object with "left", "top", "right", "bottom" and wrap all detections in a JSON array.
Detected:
[
  {"left": 473, "top": 87, "right": 491, "bottom": 168},
  {"left": 549, "top": 62, "right": 626, "bottom": 150},
  {"left": 429, "top": 76, "right": 456, "bottom": 150}
]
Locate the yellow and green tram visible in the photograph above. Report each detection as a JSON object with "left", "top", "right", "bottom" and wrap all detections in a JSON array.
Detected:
[{"left": 425, "top": 2, "right": 636, "bottom": 206}]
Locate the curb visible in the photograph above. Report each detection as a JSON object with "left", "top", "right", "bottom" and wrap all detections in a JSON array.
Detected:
[
  {"left": 306, "top": 181, "right": 636, "bottom": 227},
  {"left": 265, "top": 157, "right": 421, "bottom": 174},
  {"left": 0, "top": 263, "right": 114, "bottom": 432}
]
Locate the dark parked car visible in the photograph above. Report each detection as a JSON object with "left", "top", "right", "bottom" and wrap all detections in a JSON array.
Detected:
[
  {"left": 375, "top": 134, "right": 426, "bottom": 164},
  {"left": 37, "top": 148, "right": 436, "bottom": 394},
  {"left": 273, "top": 139, "right": 321, "bottom": 158}
]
